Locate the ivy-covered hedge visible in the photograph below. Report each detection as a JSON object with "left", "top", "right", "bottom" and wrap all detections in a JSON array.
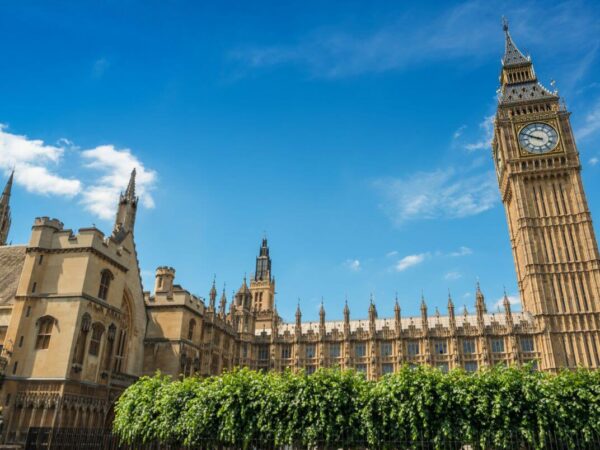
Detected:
[{"left": 113, "top": 366, "right": 600, "bottom": 449}]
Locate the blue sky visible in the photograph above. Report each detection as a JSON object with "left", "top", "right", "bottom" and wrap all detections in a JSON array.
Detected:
[{"left": 1, "top": 0, "right": 600, "bottom": 322}]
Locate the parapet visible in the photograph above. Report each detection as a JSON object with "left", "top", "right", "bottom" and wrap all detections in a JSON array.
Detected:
[{"left": 33, "top": 217, "right": 64, "bottom": 231}]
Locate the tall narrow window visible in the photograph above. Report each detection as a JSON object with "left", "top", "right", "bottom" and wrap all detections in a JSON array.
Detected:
[
  {"left": 98, "top": 270, "right": 113, "bottom": 300},
  {"left": 114, "top": 329, "right": 127, "bottom": 373},
  {"left": 88, "top": 323, "right": 105, "bottom": 356},
  {"left": 36, "top": 316, "right": 54, "bottom": 350},
  {"left": 188, "top": 319, "right": 196, "bottom": 341}
]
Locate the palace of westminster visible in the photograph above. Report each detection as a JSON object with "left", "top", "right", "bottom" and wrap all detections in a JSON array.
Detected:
[{"left": 0, "top": 23, "right": 599, "bottom": 443}]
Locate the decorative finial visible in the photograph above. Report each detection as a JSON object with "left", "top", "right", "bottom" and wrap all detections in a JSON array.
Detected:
[{"left": 502, "top": 16, "right": 509, "bottom": 32}]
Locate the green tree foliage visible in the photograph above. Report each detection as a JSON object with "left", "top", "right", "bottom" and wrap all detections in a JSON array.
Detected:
[{"left": 113, "top": 366, "right": 600, "bottom": 449}]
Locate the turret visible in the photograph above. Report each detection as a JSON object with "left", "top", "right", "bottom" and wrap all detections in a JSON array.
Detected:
[
  {"left": 155, "top": 267, "right": 175, "bottom": 296},
  {"left": 0, "top": 170, "right": 13, "bottom": 246},
  {"left": 113, "top": 168, "right": 138, "bottom": 242},
  {"left": 209, "top": 277, "right": 217, "bottom": 310},
  {"left": 475, "top": 282, "right": 486, "bottom": 331},
  {"left": 368, "top": 295, "right": 377, "bottom": 335},
  {"left": 420, "top": 294, "right": 428, "bottom": 334},
  {"left": 319, "top": 299, "right": 326, "bottom": 336},
  {"left": 394, "top": 294, "right": 401, "bottom": 335},
  {"left": 236, "top": 276, "right": 251, "bottom": 309},
  {"left": 219, "top": 286, "right": 227, "bottom": 318},
  {"left": 448, "top": 291, "right": 456, "bottom": 331},
  {"left": 343, "top": 299, "right": 350, "bottom": 335},
  {"left": 295, "top": 301, "right": 302, "bottom": 336},
  {"left": 503, "top": 290, "right": 514, "bottom": 331}
]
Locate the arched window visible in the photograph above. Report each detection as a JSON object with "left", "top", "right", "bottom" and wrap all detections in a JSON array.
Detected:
[
  {"left": 188, "top": 319, "right": 196, "bottom": 341},
  {"left": 36, "top": 316, "right": 55, "bottom": 350},
  {"left": 98, "top": 270, "right": 114, "bottom": 300},
  {"left": 88, "top": 323, "right": 105, "bottom": 356}
]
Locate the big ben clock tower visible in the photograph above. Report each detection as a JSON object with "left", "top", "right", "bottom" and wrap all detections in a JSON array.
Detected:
[{"left": 493, "top": 20, "right": 600, "bottom": 370}]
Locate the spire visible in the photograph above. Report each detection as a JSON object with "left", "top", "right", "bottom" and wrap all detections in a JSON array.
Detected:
[
  {"left": 420, "top": 293, "right": 428, "bottom": 335},
  {"left": 476, "top": 282, "right": 487, "bottom": 313},
  {"left": 219, "top": 285, "right": 227, "bottom": 317},
  {"left": 343, "top": 298, "right": 350, "bottom": 322},
  {"left": 501, "top": 18, "right": 529, "bottom": 67},
  {"left": 125, "top": 168, "right": 136, "bottom": 199},
  {"left": 394, "top": 293, "right": 400, "bottom": 313},
  {"left": 368, "top": 294, "right": 377, "bottom": 320},
  {"left": 0, "top": 170, "right": 14, "bottom": 246},
  {"left": 209, "top": 276, "right": 217, "bottom": 310},
  {"left": 113, "top": 168, "right": 139, "bottom": 242},
  {"left": 295, "top": 299, "right": 302, "bottom": 331},
  {"left": 502, "top": 288, "right": 512, "bottom": 314},
  {"left": 448, "top": 290, "right": 456, "bottom": 330},
  {"left": 254, "top": 236, "right": 272, "bottom": 281},
  {"left": 447, "top": 290, "right": 455, "bottom": 310}
]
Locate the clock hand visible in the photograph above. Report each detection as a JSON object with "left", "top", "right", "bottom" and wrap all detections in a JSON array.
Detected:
[{"left": 524, "top": 133, "right": 544, "bottom": 142}]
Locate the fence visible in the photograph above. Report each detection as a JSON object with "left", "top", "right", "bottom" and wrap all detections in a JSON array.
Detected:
[{"left": 24, "top": 427, "right": 600, "bottom": 450}]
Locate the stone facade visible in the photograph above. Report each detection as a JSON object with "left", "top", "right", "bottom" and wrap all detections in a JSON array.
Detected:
[{"left": 0, "top": 23, "right": 598, "bottom": 444}]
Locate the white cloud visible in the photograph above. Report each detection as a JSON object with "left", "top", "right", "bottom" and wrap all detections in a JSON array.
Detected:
[
  {"left": 448, "top": 246, "right": 473, "bottom": 257},
  {"left": 373, "top": 168, "right": 498, "bottom": 224},
  {"left": 453, "top": 125, "right": 467, "bottom": 140},
  {"left": 92, "top": 58, "right": 110, "bottom": 78},
  {"left": 0, "top": 123, "right": 157, "bottom": 221},
  {"left": 81, "top": 145, "right": 157, "bottom": 220},
  {"left": 444, "top": 271, "right": 462, "bottom": 281},
  {"left": 465, "top": 115, "right": 494, "bottom": 152},
  {"left": 577, "top": 100, "right": 600, "bottom": 139},
  {"left": 590, "top": 157, "right": 599, "bottom": 166},
  {"left": 494, "top": 294, "right": 520, "bottom": 310},
  {"left": 0, "top": 124, "right": 81, "bottom": 197},
  {"left": 385, "top": 250, "right": 398, "bottom": 258},
  {"left": 395, "top": 253, "right": 428, "bottom": 272},
  {"left": 343, "top": 259, "right": 361, "bottom": 272}
]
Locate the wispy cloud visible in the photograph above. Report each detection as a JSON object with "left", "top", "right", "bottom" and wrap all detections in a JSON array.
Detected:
[
  {"left": 465, "top": 115, "right": 494, "bottom": 152},
  {"left": 373, "top": 168, "right": 498, "bottom": 224},
  {"left": 343, "top": 259, "right": 361, "bottom": 272},
  {"left": 92, "top": 58, "right": 110, "bottom": 79},
  {"left": 395, "top": 253, "right": 429, "bottom": 272},
  {"left": 590, "top": 157, "right": 599, "bottom": 166},
  {"left": 229, "top": 1, "right": 599, "bottom": 79},
  {"left": 576, "top": 98, "right": 600, "bottom": 140},
  {"left": 453, "top": 125, "right": 467, "bottom": 140},
  {"left": 493, "top": 294, "right": 520, "bottom": 310},
  {"left": 0, "top": 124, "right": 157, "bottom": 221},
  {"left": 444, "top": 271, "right": 462, "bottom": 281},
  {"left": 447, "top": 246, "right": 473, "bottom": 257}
]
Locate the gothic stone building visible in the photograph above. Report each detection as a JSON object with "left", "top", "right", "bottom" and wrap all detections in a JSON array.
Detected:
[{"left": 0, "top": 23, "right": 599, "bottom": 443}]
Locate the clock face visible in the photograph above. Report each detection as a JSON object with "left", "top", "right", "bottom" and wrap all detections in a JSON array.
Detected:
[{"left": 518, "top": 123, "right": 558, "bottom": 154}]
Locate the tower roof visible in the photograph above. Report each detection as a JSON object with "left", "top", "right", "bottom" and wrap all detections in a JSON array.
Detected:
[
  {"left": 1, "top": 170, "right": 14, "bottom": 200},
  {"left": 498, "top": 19, "right": 558, "bottom": 106},
  {"left": 125, "top": 168, "right": 137, "bottom": 199},
  {"left": 502, "top": 19, "right": 529, "bottom": 67}
]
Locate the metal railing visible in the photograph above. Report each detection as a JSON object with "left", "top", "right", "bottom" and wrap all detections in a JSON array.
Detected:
[{"left": 24, "top": 427, "right": 600, "bottom": 450}]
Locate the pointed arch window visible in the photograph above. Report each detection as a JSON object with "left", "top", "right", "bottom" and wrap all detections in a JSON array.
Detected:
[
  {"left": 36, "top": 316, "right": 56, "bottom": 350},
  {"left": 98, "top": 270, "right": 114, "bottom": 300},
  {"left": 188, "top": 319, "right": 196, "bottom": 341},
  {"left": 88, "top": 323, "right": 105, "bottom": 356}
]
